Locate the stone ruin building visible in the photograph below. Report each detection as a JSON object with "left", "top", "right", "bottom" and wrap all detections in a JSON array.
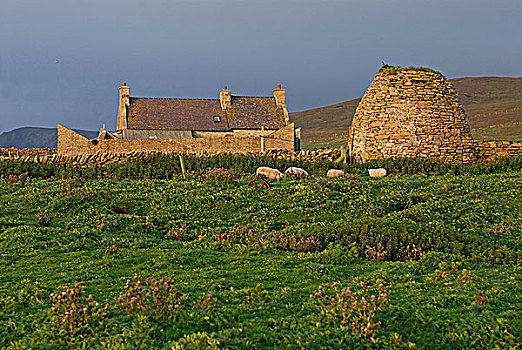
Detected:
[
  {"left": 58, "top": 84, "right": 299, "bottom": 155},
  {"left": 348, "top": 65, "right": 522, "bottom": 163},
  {"left": 349, "top": 66, "right": 477, "bottom": 163}
]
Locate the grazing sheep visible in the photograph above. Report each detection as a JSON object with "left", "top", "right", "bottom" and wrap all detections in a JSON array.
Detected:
[
  {"left": 368, "top": 168, "right": 387, "bottom": 177},
  {"left": 285, "top": 167, "right": 309, "bottom": 176},
  {"left": 326, "top": 169, "right": 345, "bottom": 178},
  {"left": 256, "top": 166, "right": 284, "bottom": 179}
]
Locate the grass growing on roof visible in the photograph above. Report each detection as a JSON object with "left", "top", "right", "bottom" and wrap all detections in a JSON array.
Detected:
[{"left": 380, "top": 64, "right": 441, "bottom": 75}]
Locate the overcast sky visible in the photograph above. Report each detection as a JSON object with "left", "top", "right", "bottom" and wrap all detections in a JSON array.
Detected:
[{"left": 1, "top": 0, "right": 521, "bottom": 133}]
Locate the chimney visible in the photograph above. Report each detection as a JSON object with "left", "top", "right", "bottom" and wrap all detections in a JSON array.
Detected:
[
  {"left": 117, "top": 82, "right": 131, "bottom": 130},
  {"left": 273, "top": 83, "right": 286, "bottom": 107},
  {"left": 220, "top": 86, "right": 231, "bottom": 110},
  {"left": 273, "top": 83, "right": 289, "bottom": 124}
]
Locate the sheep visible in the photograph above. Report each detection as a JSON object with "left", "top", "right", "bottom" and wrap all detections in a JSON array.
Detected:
[
  {"left": 285, "top": 167, "right": 309, "bottom": 176},
  {"left": 368, "top": 168, "right": 387, "bottom": 177},
  {"left": 256, "top": 166, "right": 284, "bottom": 179},
  {"left": 326, "top": 169, "right": 345, "bottom": 178}
]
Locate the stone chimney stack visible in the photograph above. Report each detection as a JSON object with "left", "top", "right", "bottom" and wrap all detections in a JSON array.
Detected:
[
  {"left": 117, "top": 82, "right": 130, "bottom": 130},
  {"left": 220, "top": 86, "right": 231, "bottom": 110},
  {"left": 273, "top": 83, "right": 286, "bottom": 107},
  {"left": 273, "top": 84, "right": 289, "bottom": 124}
]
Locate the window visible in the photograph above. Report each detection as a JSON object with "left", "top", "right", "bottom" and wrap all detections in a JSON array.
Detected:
[{"left": 214, "top": 116, "right": 221, "bottom": 122}]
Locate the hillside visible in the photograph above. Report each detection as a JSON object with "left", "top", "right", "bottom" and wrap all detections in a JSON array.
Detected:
[
  {"left": 452, "top": 77, "right": 522, "bottom": 141},
  {"left": 291, "top": 77, "right": 522, "bottom": 149},
  {"left": 291, "top": 98, "right": 361, "bottom": 150},
  {"left": 0, "top": 127, "right": 97, "bottom": 148}
]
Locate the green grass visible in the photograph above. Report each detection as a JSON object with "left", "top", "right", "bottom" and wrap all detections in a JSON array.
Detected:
[
  {"left": 0, "top": 163, "right": 521, "bottom": 349},
  {"left": 379, "top": 65, "right": 441, "bottom": 75}
]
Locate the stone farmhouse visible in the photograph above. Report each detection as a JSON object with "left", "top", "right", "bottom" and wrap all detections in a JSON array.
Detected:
[{"left": 58, "top": 84, "right": 299, "bottom": 155}]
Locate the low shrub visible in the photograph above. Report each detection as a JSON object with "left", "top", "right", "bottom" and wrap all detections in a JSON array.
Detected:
[
  {"left": 1, "top": 153, "right": 522, "bottom": 180},
  {"left": 170, "top": 332, "right": 220, "bottom": 350},
  {"left": 119, "top": 274, "right": 183, "bottom": 321},
  {"left": 49, "top": 282, "right": 108, "bottom": 337},
  {"left": 309, "top": 281, "right": 390, "bottom": 340},
  {"left": 36, "top": 209, "right": 53, "bottom": 226},
  {"left": 314, "top": 217, "right": 520, "bottom": 263},
  {"left": 199, "top": 167, "right": 240, "bottom": 186},
  {"left": 206, "top": 225, "right": 321, "bottom": 252}
]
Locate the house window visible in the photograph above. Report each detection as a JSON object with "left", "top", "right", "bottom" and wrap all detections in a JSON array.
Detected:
[
  {"left": 149, "top": 135, "right": 157, "bottom": 139},
  {"left": 214, "top": 116, "right": 221, "bottom": 122}
]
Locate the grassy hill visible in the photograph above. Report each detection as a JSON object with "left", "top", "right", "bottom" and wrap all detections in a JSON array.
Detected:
[
  {"left": 291, "top": 77, "right": 522, "bottom": 149},
  {"left": 0, "top": 127, "right": 98, "bottom": 148},
  {"left": 452, "top": 77, "right": 522, "bottom": 141}
]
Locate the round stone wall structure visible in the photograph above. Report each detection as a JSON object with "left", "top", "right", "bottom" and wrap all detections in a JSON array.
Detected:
[{"left": 349, "top": 67, "right": 476, "bottom": 163}]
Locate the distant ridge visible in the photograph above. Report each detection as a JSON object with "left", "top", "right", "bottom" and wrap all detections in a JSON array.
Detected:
[
  {"left": 0, "top": 127, "right": 98, "bottom": 148},
  {"left": 291, "top": 76, "right": 522, "bottom": 149}
]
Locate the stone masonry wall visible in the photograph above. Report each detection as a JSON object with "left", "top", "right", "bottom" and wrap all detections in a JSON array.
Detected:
[
  {"left": 475, "top": 140, "right": 522, "bottom": 161},
  {"left": 57, "top": 124, "right": 295, "bottom": 156},
  {"left": 349, "top": 68, "right": 477, "bottom": 163}
]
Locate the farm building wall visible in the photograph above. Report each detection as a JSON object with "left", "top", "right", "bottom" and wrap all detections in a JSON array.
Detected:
[
  {"left": 123, "top": 129, "right": 193, "bottom": 139},
  {"left": 57, "top": 123, "right": 295, "bottom": 155}
]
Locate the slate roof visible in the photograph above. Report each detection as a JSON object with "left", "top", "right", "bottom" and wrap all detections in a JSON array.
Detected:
[
  {"left": 126, "top": 96, "right": 285, "bottom": 131},
  {"left": 226, "top": 97, "right": 284, "bottom": 130},
  {"left": 126, "top": 98, "right": 228, "bottom": 131}
]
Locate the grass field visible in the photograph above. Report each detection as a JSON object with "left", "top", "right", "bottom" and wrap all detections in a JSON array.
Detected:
[{"left": 1, "top": 157, "right": 521, "bottom": 349}]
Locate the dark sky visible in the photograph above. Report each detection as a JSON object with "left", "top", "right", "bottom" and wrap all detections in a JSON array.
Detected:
[{"left": 1, "top": 0, "right": 521, "bottom": 133}]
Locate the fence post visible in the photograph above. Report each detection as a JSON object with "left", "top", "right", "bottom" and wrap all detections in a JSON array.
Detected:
[
  {"left": 260, "top": 126, "right": 265, "bottom": 153},
  {"left": 179, "top": 154, "right": 186, "bottom": 179},
  {"left": 335, "top": 146, "right": 347, "bottom": 164}
]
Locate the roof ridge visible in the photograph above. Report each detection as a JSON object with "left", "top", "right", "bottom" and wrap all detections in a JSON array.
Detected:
[
  {"left": 131, "top": 97, "right": 219, "bottom": 101},
  {"left": 232, "top": 95, "right": 274, "bottom": 98},
  {"left": 130, "top": 96, "right": 275, "bottom": 100}
]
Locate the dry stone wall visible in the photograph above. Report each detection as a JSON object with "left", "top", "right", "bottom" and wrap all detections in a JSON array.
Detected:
[
  {"left": 349, "top": 68, "right": 477, "bottom": 163},
  {"left": 0, "top": 148, "right": 56, "bottom": 157},
  {"left": 475, "top": 141, "right": 522, "bottom": 161},
  {"left": 0, "top": 148, "right": 343, "bottom": 166},
  {"left": 2, "top": 145, "right": 520, "bottom": 166}
]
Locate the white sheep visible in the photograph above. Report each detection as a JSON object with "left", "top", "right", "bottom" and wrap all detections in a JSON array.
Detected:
[
  {"left": 256, "top": 166, "right": 284, "bottom": 179},
  {"left": 326, "top": 169, "right": 345, "bottom": 178},
  {"left": 368, "top": 168, "right": 387, "bottom": 177},
  {"left": 285, "top": 167, "right": 309, "bottom": 176}
]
